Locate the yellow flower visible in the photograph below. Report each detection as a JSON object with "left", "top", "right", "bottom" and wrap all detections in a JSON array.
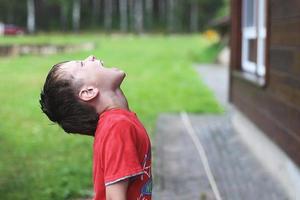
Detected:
[{"left": 202, "top": 29, "right": 220, "bottom": 43}]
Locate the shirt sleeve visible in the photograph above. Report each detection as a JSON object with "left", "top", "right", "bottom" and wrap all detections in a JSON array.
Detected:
[{"left": 101, "top": 120, "right": 144, "bottom": 186}]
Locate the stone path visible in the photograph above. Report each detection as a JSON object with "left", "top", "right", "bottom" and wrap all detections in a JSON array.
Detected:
[
  {"left": 153, "top": 114, "right": 216, "bottom": 200},
  {"left": 152, "top": 64, "right": 290, "bottom": 200},
  {"left": 194, "top": 64, "right": 230, "bottom": 108}
]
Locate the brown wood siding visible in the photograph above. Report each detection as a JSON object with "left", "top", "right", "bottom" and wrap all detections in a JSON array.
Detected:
[
  {"left": 271, "top": 0, "right": 300, "bottom": 20},
  {"left": 230, "top": 0, "right": 300, "bottom": 166},
  {"left": 229, "top": 0, "right": 242, "bottom": 102}
]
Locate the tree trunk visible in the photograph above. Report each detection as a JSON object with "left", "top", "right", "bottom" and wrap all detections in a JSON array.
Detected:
[
  {"left": 167, "top": 0, "right": 175, "bottom": 33},
  {"left": 72, "top": 0, "right": 81, "bottom": 32},
  {"left": 7, "top": 2, "right": 14, "bottom": 24},
  {"left": 119, "top": 0, "right": 128, "bottom": 32},
  {"left": 190, "top": 2, "right": 199, "bottom": 32},
  {"left": 27, "top": 0, "right": 35, "bottom": 33},
  {"left": 104, "top": 0, "right": 113, "bottom": 31},
  {"left": 133, "top": 0, "right": 143, "bottom": 34},
  {"left": 128, "top": 0, "right": 134, "bottom": 31},
  {"left": 92, "top": 0, "right": 101, "bottom": 25},
  {"left": 60, "top": 4, "right": 68, "bottom": 31},
  {"left": 158, "top": 0, "right": 166, "bottom": 26},
  {"left": 145, "top": 0, "right": 153, "bottom": 30}
]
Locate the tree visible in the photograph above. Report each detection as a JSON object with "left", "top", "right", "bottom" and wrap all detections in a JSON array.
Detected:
[
  {"left": 47, "top": 0, "right": 71, "bottom": 31},
  {"left": 128, "top": 0, "right": 134, "bottom": 31},
  {"left": 190, "top": 0, "right": 199, "bottom": 32},
  {"left": 167, "top": 0, "right": 175, "bottom": 33},
  {"left": 119, "top": 0, "right": 128, "bottom": 32},
  {"left": 145, "top": 0, "right": 153, "bottom": 30},
  {"left": 158, "top": 0, "right": 166, "bottom": 28},
  {"left": 133, "top": 0, "right": 143, "bottom": 33},
  {"left": 104, "top": 0, "right": 113, "bottom": 31},
  {"left": 1, "top": 0, "right": 16, "bottom": 24},
  {"left": 27, "top": 0, "right": 35, "bottom": 33},
  {"left": 92, "top": 0, "right": 101, "bottom": 25},
  {"left": 0, "top": 0, "right": 227, "bottom": 32},
  {"left": 72, "top": 0, "right": 81, "bottom": 32}
]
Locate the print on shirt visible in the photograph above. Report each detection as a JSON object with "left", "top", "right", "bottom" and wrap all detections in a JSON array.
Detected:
[
  {"left": 141, "top": 178, "right": 152, "bottom": 195},
  {"left": 137, "top": 149, "right": 152, "bottom": 200}
]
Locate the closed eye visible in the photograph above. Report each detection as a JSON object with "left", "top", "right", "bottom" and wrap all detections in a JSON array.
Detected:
[{"left": 80, "top": 61, "right": 84, "bottom": 67}]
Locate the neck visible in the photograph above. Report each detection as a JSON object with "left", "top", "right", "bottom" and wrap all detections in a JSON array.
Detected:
[{"left": 96, "top": 88, "right": 129, "bottom": 114}]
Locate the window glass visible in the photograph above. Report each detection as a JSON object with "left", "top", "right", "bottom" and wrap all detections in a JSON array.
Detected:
[
  {"left": 244, "top": 0, "right": 255, "bottom": 27},
  {"left": 242, "top": 0, "right": 266, "bottom": 78},
  {"left": 248, "top": 39, "right": 257, "bottom": 63}
]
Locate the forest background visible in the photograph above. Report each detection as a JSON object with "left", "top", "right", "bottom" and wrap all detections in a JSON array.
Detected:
[{"left": 0, "top": 0, "right": 229, "bottom": 33}]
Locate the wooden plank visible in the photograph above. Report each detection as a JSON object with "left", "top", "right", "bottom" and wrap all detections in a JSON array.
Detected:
[
  {"left": 231, "top": 75, "right": 300, "bottom": 140},
  {"left": 233, "top": 90, "right": 300, "bottom": 165},
  {"left": 265, "top": 0, "right": 271, "bottom": 87},
  {"left": 293, "top": 49, "right": 300, "bottom": 76},
  {"left": 229, "top": 0, "right": 300, "bottom": 166},
  {"left": 269, "top": 47, "right": 300, "bottom": 76},
  {"left": 269, "top": 47, "right": 297, "bottom": 73},
  {"left": 269, "top": 46, "right": 300, "bottom": 78},
  {"left": 231, "top": 77, "right": 300, "bottom": 166},
  {"left": 270, "top": 0, "right": 300, "bottom": 20},
  {"left": 269, "top": 70, "right": 300, "bottom": 110},
  {"left": 270, "top": 18, "right": 300, "bottom": 46},
  {"left": 229, "top": 0, "right": 242, "bottom": 102}
]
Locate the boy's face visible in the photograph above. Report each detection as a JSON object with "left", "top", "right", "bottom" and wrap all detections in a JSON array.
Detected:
[{"left": 60, "top": 55, "right": 126, "bottom": 90}]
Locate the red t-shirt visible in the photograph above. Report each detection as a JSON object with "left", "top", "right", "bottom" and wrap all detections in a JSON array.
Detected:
[{"left": 93, "top": 108, "right": 152, "bottom": 200}]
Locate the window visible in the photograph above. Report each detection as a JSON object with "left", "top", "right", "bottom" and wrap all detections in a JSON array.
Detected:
[{"left": 242, "top": 0, "right": 266, "bottom": 77}]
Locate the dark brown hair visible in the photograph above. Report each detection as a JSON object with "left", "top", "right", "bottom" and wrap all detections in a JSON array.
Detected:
[{"left": 39, "top": 61, "right": 99, "bottom": 136}]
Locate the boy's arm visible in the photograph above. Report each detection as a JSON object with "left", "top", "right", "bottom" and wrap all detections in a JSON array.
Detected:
[{"left": 106, "top": 179, "right": 129, "bottom": 200}]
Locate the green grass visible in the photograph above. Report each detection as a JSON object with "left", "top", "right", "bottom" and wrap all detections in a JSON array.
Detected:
[{"left": 0, "top": 33, "right": 223, "bottom": 200}]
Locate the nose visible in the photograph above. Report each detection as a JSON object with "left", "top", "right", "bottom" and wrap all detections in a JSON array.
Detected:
[
  {"left": 85, "top": 55, "right": 96, "bottom": 62},
  {"left": 100, "top": 60, "right": 104, "bottom": 66}
]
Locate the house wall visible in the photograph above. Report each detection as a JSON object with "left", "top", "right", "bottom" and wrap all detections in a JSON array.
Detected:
[{"left": 229, "top": 0, "right": 300, "bottom": 166}]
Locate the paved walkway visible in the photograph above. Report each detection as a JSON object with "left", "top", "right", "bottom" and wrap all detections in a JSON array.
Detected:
[
  {"left": 194, "top": 64, "right": 230, "bottom": 108},
  {"left": 152, "top": 64, "right": 290, "bottom": 200}
]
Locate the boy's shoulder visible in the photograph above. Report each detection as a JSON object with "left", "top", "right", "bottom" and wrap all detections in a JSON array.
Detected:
[
  {"left": 100, "top": 111, "right": 134, "bottom": 126},
  {"left": 98, "top": 108, "right": 137, "bottom": 125},
  {"left": 95, "top": 110, "right": 137, "bottom": 136}
]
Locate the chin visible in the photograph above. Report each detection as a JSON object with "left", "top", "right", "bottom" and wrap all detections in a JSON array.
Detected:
[
  {"left": 120, "top": 72, "right": 126, "bottom": 83},
  {"left": 114, "top": 71, "right": 126, "bottom": 87}
]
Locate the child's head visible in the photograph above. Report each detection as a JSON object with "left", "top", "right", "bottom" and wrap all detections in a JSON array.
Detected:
[{"left": 39, "top": 55, "right": 126, "bottom": 135}]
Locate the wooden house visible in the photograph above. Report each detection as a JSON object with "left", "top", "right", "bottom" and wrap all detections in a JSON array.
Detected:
[{"left": 229, "top": 0, "right": 300, "bottom": 185}]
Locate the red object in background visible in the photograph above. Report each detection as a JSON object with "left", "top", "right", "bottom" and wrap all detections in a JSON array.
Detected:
[{"left": 4, "top": 24, "right": 25, "bottom": 35}]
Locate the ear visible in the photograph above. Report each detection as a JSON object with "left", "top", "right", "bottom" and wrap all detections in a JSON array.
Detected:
[{"left": 78, "top": 86, "right": 99, "bottom": 102}]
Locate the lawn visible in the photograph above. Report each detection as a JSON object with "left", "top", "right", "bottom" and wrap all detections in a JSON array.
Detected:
[{"left": 0, "top": 33, "right": 223, "bottom": 199}]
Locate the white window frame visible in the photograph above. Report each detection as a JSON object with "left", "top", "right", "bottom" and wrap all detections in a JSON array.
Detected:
[{"left": 242, "top": 0, "right": 266, "bottom": 77}]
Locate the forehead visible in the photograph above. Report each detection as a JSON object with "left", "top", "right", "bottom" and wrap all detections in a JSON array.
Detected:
[
  {"left": 54, "top": 61, "right": 79, "bottom": 80},
  {"left": 59, "top": 61, "right": 78, "bottom": 70},
  {"left": 58, "top": 61, "right": 79, "bottom": 74}
]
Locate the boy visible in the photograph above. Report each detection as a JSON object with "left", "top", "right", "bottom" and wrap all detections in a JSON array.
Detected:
[{"left": 39, "top": 55, "right": 152, "bottom": 200}]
